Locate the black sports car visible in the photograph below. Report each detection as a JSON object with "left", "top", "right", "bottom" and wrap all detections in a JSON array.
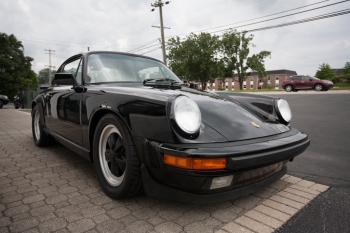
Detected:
[{"left": 31, "top": 51, "right": 309, "bottom": 204}]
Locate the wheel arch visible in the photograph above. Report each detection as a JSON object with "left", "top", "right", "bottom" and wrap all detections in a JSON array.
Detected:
[{"left": 88, "top": 108, "right": 132, "bottom": 163}]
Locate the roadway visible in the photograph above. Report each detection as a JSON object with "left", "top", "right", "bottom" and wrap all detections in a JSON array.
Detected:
[{"left": 223, "top": 90, "right": 350, "bottom": 232}]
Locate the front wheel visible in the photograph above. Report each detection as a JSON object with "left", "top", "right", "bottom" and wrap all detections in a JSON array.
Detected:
[
  {"left": 285, "top": 85, "right": 293, "bottom": 92},
  {"left": 314, "top": 84, "right": 324, "bottom": 92},
  {"left": 32, "top": 105, "right": 55, "bottom": 147},
  {"left": 93, "top": 114, "right": 142, "bottom": 199}
]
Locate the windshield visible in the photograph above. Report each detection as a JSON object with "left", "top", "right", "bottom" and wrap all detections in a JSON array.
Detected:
[{"left": 86, "top": 53, "right": 181, "bottom": 84}]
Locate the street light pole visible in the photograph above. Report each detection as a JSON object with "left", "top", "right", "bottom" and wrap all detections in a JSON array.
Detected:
[{"left": 151, "top": 0, "right": 170, "bottom": 66}]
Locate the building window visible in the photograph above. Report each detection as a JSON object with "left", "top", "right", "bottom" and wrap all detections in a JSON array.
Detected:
[
  {"left": 276, "top": 76, "right": 279, "bottom": 80},
  {"left": 243, "top": 85, "right": 246, "bottom": 89}
]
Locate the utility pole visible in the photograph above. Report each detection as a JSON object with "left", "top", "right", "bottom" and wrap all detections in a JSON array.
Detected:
[
  {"left": 44, "top": 49, "right": 55, "bottom": 84},
  {"left": 151, "top": 0, "right": 170, "bottom": 66}
]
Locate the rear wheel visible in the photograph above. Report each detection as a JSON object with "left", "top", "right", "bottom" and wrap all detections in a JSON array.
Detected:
[
  {"left": 285, "top": 85, "right": 293, "bottom": 92},
  {"left": 93, "top": 114, "right": 142, "bottom": 199},
  {"left": 314, "top": 84, "right": 324, "bottom": 92},
  {"left": 32, "top": 105, "right": 55, "bottom": 147}
]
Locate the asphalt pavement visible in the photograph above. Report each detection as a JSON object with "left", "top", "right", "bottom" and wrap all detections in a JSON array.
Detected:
[{"left": 224, "top": 90, "right": 350, "bottom": 232}]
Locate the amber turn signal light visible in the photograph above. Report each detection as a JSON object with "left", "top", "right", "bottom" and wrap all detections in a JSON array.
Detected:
[{"left": 163, "top": 154, "right": 226, "bottom": 170}]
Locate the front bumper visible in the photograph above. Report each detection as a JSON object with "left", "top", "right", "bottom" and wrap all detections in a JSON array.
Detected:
[
  {"left": 141, "top": 128, "right": 309, "bottom": 203},
  {"left": 2, "top": 99, "right": 9, "bottom": 105}
]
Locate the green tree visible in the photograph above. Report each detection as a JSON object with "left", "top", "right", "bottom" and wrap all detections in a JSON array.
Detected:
[
  {"left": 0, "top": 32, "right": 37, "bottom": 97},
  {"left": 38, "top": 68, "right": 56, "bottom": 84},
  {"left": 221, "top": 29, "right": 271, "bottom": 90},
  {"left": 167, "top": 33, "right": 222, "bottom": 90},
  {"left": 315, "top": 63, "right": 336, "bottom": 81},
  {"left": 344, "top": 62, "right": 350, "bottom": 74}
]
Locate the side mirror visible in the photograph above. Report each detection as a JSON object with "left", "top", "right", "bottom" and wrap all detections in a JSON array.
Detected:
[{"left": 54, "top": 73, "right": 77, "bottom": 86}]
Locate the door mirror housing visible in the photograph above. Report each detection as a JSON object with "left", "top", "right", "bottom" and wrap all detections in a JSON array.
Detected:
[{"left": 54, "top": 73, "right": 77, "bottom": 86}]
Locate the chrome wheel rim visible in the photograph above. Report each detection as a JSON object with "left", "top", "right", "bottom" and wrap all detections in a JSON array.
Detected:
[
  {"left": 286, "top": 86, "right": 292, "bottom": 92},
  {"left": 99, "top": 124, "right": 126, "bottom": 186},
  {"left": 34, "top": 110, "right": 40, "bottom": 140},
  {"left": 315, "top": 84, "right": 322, "bottom": 91}
]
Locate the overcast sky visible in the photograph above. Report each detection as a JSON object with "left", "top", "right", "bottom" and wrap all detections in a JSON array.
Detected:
[{"left": 1, "top": 0, "right": 349, "bottom": 76}]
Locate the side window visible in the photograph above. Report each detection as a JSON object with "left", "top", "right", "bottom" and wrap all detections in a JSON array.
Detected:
[
  {"left": 293, "top": 76, "right": 301, "bottom": 81},
  {"left": 63, "top": 58, "right": 82, "bottom": 85},
  {"left": 302, "top": 76, "right": 309, "bottom": 81}
]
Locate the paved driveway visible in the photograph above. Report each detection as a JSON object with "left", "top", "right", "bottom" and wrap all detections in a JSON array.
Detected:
[{"left": 0, "top": 109, "right": 328, "bottom": 233}]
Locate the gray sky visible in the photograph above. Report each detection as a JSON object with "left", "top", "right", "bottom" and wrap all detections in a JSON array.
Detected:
[{"left": 1, "top": 0, "right": 349, "bottom": 76}]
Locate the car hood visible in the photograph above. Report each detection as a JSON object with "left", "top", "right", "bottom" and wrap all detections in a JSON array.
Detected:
[
  {"left": 179, "top": 89, "right": 280, "bottom": 141},
  {"left": 96, "top": 84, "right": 282, "bottom": 141}
]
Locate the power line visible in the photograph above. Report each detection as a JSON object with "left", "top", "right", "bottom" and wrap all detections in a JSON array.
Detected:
[
  {"left": 246, "top": 9, "right": 350, "bottom": 33},
  {"left": 127, "top": 39, "right": 159, "bottom": 53},
  {"left": 165, "top": 0, "right": 349, "bottom": 39},
  {"left": 174, "top": 0, "right": 332, "bottom": 37},
  {"left": 141, "top": 46, "right": 162, "bottom": 55},
  {"left": 208, "top": 0, "right": 350, "bottom": 34},
  {"left": 165, "top": 0, "right": 264, "bottom": 25}
]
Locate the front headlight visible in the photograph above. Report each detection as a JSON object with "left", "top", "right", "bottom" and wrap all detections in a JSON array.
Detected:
[
  {"left": 173, "top": 96, "right": 201, "bottom": 135},
  {"left": 4, "top": 96, "right": 8, "bottom": 99},
  {"left": 276, "top": 99, "right": 292, "bottom": 123}
]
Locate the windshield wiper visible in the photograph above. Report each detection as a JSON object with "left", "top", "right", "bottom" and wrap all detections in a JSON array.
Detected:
[{"left": 143, "top": 78, "right": 187, "bottom": 89}]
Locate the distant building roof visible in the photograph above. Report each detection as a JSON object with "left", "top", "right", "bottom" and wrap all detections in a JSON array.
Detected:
[
  {"left": 331, "top": 69, "right": 344, "bottom": 75},
  {"left": 233, "top": 69, "right": 297, "bottom": 77}
]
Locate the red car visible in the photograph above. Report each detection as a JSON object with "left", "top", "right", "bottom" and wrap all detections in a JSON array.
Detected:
[{"left": 282, "top": 75, "right": 334, "bottom": 92}]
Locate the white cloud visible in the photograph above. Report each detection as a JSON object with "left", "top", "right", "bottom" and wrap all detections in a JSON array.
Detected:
[{"left": 0, "top": 0, "right": 349, "bottom": 75}]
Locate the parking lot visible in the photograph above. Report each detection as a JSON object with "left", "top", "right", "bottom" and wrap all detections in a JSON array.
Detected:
[{"left": 0, "top": 108, "right": 329, "bottom": 233}]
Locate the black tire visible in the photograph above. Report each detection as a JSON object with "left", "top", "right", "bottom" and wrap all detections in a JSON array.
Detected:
[
  {"left": 314, "top": 84, "right": 324, "bottom": 92},
  {"left": 14, "top": 103, "right": 19, "bottom": 109},
  {"left": 285, "top": 85, "right": 293, "bottom": 92},
  {"left": 32, "top": 105, "right": 55, "bottom": 147},
  {"left": 93, "top": 114, "right": 142, "bottom": 199},
  {"left": 0, "top": 101, "right": 3, "bottom": 109}
]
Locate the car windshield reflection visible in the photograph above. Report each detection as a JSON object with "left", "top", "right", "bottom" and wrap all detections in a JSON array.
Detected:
[{"left": 86, "top": 53, "right": 181, "bottom": 84}]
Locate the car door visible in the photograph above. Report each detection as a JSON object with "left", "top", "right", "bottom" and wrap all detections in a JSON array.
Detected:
[
  {"left": 292, "top": 76, "right": 302, "bottom": 89},
  {"left": 49, "top": 56, "right": 84, "bottom": 145},
  {"left": 301, "top": 76, "right": 313, "bottom": 89}
]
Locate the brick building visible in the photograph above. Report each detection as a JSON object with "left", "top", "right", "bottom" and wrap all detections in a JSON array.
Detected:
[{"left": 209, "top": 69, "right": 298, "bottom": 91}]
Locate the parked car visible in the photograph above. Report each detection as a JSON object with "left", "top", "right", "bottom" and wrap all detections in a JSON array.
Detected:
[
  {"left": 0, "top": 94, "right": 9, "bottom": 108},
  {"left": 31, "top": 51, "right": 310, "bottom": 203},
  {"left": 282, "top": 75, "right": 334, "bottom": 92}
]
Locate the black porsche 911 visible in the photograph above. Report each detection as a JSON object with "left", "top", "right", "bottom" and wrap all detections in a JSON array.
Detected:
[{"left": 31, "top": 51, "right": 309, "bottom": 204}]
